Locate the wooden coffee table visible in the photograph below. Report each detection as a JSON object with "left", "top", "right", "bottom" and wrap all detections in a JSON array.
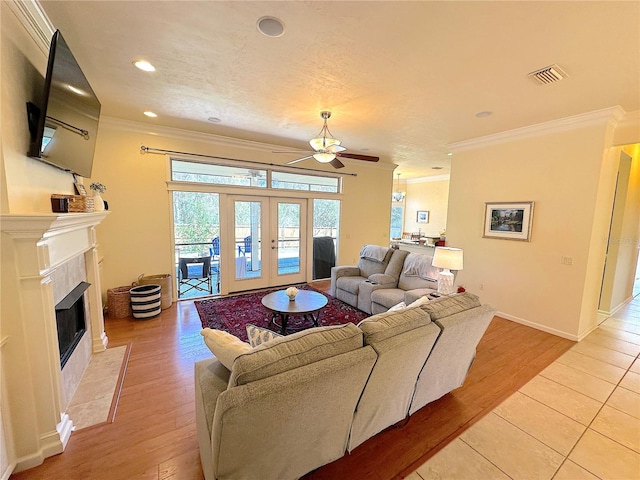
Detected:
[{"left": 261, "top": 289, "right": 328, "bottom": 334}]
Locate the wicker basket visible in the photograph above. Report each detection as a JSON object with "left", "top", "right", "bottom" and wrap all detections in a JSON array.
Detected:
[
  {"left": 51, "top": 194, "right": 95, "bottom": 213},
  {"left": 106, "top": 286, "right": 132, "bottom": 318},
  {"left": 136, "top": 274, "right": 173, "bottom": 309}
]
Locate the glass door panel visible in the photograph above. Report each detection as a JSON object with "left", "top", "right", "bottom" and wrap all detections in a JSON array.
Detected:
[
  {"left": 271, "top": 198, "right": 306, "bottom": 286},
  {"left": 233, "top": 199, "right": 263, "bottom": 280},
  {"left": 276, "top": 202, "right": 300, "bottom": 276}
]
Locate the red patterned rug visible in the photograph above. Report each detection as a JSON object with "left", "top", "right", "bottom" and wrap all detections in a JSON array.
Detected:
[{"left": 195, "top": 284, "right": 368, "bottom": 342}]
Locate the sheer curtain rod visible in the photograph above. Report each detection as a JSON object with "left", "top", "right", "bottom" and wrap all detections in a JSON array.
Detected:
[{"left": 139, "top": 145, "right": 357, "bottom": 177}]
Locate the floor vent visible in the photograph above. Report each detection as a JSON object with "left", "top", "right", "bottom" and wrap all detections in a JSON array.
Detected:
[{"left": 528, "top": 64, "right": 568, "bottom": 85}]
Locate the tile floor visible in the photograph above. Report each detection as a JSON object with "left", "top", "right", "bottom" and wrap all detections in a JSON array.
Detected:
[
  {"left": 66, "top": 344, "right": 128, "bottom": 431},
  {"left": 407, "top": 295, "right": 640, "bottom": 480}
]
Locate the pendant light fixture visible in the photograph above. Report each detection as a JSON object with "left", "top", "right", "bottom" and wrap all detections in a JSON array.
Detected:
[
  {"left": 392, "top": 173, "right": 406, "bottom": 202},
  {"left": 309, "top": 111, "right": 343, "bottom": 163}
]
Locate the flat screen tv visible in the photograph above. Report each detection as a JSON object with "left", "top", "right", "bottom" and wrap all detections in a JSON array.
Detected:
[{"left": 27, "top": 30, "right": 101, "bottom": 178}]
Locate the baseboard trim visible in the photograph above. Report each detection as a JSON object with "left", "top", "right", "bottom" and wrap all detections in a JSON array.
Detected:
[
  {"left": 1, "top": 462, "right": 16, "bottom": 480},
  {"left": 497, "top": 311, "right": 579, "bottom": 341}
]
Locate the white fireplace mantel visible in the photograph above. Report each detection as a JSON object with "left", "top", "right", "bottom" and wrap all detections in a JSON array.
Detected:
[{"left": 0, "top": 212, "right": 109, "bottom": 472}]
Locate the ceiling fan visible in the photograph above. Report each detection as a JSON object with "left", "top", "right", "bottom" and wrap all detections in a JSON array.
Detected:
[{"left": 274, "top": 111, "right": 379, "bottom": 169}]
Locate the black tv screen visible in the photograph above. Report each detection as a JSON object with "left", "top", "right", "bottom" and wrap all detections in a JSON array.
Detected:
[{"left": 28, "top": 30, "right": 101, "bottom": 178}]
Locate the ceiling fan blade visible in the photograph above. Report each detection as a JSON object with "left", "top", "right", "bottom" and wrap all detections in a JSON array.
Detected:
[
  {"left": 273, "top": 150, "right": 314, "bottom": 154},
  {"left": 337, "top": 152, "right": 380, "bottom": 162},
  {"left": 327, "top": 145, "right": 347, "bottom": 153},
  {"left": 286, "top": 155, "right": 314, "bottom": 165},
  {"left": 330, "top": 158, "right": 345, "bottom": 169}
]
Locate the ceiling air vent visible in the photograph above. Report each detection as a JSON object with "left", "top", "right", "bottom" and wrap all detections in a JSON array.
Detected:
[{"left": 528, "top": 64, "right": 568, "bottom": 85}]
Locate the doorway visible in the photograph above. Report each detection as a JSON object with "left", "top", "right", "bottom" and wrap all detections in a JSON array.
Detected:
[{"left": 226, "top": 196, "right": 307, "bottom": 293}]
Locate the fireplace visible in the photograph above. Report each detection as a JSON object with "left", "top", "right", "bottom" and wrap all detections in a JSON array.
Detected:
[
  {"left": 1, "top": 212, "right": 109, "bottom": 472},
  {"left": 55, "top": 282, "right": 90, "bottom": 368}
]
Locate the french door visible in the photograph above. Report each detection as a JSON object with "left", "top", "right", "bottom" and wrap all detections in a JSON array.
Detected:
[{"left": 225, "top": 195, "right": 307, "bottom": 293}]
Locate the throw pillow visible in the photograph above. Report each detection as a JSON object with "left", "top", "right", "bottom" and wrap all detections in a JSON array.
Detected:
[
  {"left": 407, "top": 295, "right": 431, "bottom": 308},
  {"left": 388, "top": 301, "right": 407, "bottom": 311},
  {"left": 246, "top": 324, "right": 282, "bottom": 347},
  {"left": 200, "top": 328, "right": 252, "bottom": 370}
]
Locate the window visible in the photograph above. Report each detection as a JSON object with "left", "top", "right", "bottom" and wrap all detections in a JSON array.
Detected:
[
  {"left": 272, "top": 171, "right": 339, "bottom": 193},
  {"left": 171, "top": 161, "right": 267, "bottom": 187},
  {"left": 390, "top": 205, "right": 404, "bottom": 239}
]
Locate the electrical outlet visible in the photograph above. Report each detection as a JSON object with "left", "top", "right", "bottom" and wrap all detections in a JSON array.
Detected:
[{"left": 561, "top": 256, "right": 573, "bottom": 265}]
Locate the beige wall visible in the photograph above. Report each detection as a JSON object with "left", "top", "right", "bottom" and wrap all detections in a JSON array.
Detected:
[
  {"left": 403, "top": 177, "right": 449, "bottom": 238},
  {"left": 447, "top": 112, "right": 639, "bottom": 340}
]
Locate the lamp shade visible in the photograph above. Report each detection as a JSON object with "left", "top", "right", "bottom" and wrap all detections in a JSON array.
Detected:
[{"left": 432, "top": 247, "right": 463, "bottom": 271}]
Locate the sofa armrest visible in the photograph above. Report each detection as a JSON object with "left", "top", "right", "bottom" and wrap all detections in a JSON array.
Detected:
[{"left": 330, "top": 266, "right": 361, "bottom": 296}]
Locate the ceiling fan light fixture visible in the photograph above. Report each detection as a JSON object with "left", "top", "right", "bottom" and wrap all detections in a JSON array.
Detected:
[
  {"left": 309, "top": 136, "right": 341, "bottom": 151},
  {"left": 313, "top": 152, "right": 336, "bottom": 163}
]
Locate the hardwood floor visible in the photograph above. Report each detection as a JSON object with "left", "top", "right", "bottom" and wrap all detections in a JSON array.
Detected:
[{"left": 10, "top": 282, "right": 574, "bottom": 480}]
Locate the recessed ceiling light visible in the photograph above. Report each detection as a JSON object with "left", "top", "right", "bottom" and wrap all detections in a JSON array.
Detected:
[
  {"left": 133, "top": 60, "right": 156, "bottom": 72},
  {"left": 447, "top": 152, "right": 453, "bottom": 156},
  {"left": 67, "top": 85, "right": 85, "bottom": 95},
  {"left": 208, "top": 117, "right": 221, "bottom": 123},
  {"left": 475, "top": 111, "right": 493, "bottom": 118},
  {"left": 143, "top": 111, "right": 157, "bottom": 118},
  {"left": 257, "top": 16, "right": 285, "bottom": 37}
]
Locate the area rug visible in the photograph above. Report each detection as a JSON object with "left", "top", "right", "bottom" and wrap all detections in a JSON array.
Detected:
[{"left": 195, "top": 284, "right": 368, "bottom": 341}]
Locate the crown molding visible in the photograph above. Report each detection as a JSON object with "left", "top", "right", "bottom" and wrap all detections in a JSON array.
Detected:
[
  {"left": 7, "top": 0, "right": 55, "bottom": 55},
  {"left": 448, "top": 106, "right": 627, "bottom": 152},
  {"left": 100, "top": 116, "right": 395, "bottom": 173},
  {"left": 407, "top": 174, "right": 450, "bottom": 184}
]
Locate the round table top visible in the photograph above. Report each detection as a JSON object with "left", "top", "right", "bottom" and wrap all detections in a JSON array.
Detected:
[{"left": 261, "top": 289, "right": 328, "bottom": 315}]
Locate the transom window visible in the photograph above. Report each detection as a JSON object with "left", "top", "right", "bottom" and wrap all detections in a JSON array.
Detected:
[{"left": 170, "top": 159, "right": 340, "bottom": 193}]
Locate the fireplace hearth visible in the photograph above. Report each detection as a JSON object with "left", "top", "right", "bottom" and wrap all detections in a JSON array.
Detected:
[{"left": 55, "top": 281, "right": 91, "bottom": 368}]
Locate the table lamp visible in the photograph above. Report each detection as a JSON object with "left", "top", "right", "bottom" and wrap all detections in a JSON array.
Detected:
[{"left": 432, "top": 247, "right": 463, "bottom": 295}]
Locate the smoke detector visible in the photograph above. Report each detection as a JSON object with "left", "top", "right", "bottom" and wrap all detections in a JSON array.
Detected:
[{"left": 528, "top": 64, "right": 568, "bottom": 85}]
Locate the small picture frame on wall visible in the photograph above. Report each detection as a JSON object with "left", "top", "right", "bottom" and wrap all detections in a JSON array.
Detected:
[
  {"left": 483, "top": 201, "right": 534, "bottom": 241},
  {"left": 74, "top": 183, "right": 87, "bottom": 196},
  {"left": 416, "top": 210, "right": 430, "bottom": 223}
]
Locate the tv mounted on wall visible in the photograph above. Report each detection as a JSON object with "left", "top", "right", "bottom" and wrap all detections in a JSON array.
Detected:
[{"left": 27, "top": 30, "right": 101, "bottom": 178}]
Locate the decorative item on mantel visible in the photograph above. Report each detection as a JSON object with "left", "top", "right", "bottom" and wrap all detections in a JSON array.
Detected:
[
  {"left": 286, "top": 286, "right": 299, "bottom": 301},
  {"left": 89, "top": 182, "right": 107, "bottom": 212}
]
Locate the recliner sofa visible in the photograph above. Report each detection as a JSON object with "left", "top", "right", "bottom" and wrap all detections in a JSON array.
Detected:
[
  {"left": 332, "top": 245, "right": 449, "bottom": 314},
  {"left": 194, "top": 292, "right": 495, "bottom": 480}
]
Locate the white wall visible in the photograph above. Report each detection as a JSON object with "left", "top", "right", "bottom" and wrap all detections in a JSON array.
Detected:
[{"left": 447, "top": 109, "right": 639, "bottom": 339}]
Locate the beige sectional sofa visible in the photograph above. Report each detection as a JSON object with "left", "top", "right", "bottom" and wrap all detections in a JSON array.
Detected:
[
  {"left": 194, "top": 292, "right": 495, "bottom": 480},
  {"left": 332, "top": 245, "right": 448, "bottom": 314}
]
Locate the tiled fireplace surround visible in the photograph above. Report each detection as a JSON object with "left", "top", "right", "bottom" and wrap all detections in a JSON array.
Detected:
[{"left": 0, "top": 213, "right": 109, "bottom": 472}]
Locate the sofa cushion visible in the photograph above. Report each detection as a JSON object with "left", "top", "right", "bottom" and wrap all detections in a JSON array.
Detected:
[
  {"left": 419, "top": 292, "right": 481, "bottom": 320},
  {"left": 336, "top": 275, "right": 368, "bottom": 295},
  {"left": 371, "top": 288, "right": 406, "bottom": 310},
  {"left": 229, "top": 323, "right": 363, "bottom": 386},
  {"left": 201, "top": 328, "right": 252, "bottom": 370},
  {"left": 358, "top": 306, "right": 432, "bottom": 344},
  {"left": 246, "top": 324, "right": 282, "bottom": 347}
]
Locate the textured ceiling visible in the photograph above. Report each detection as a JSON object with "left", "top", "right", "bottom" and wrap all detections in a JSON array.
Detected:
[{"left": 39, "top": 1, "right": 640, "bottom": 178}]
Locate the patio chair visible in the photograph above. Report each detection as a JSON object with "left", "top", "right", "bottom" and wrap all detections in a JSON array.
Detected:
[{"left": 178, "top": 256, "right": 212, "bottom": 297}]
